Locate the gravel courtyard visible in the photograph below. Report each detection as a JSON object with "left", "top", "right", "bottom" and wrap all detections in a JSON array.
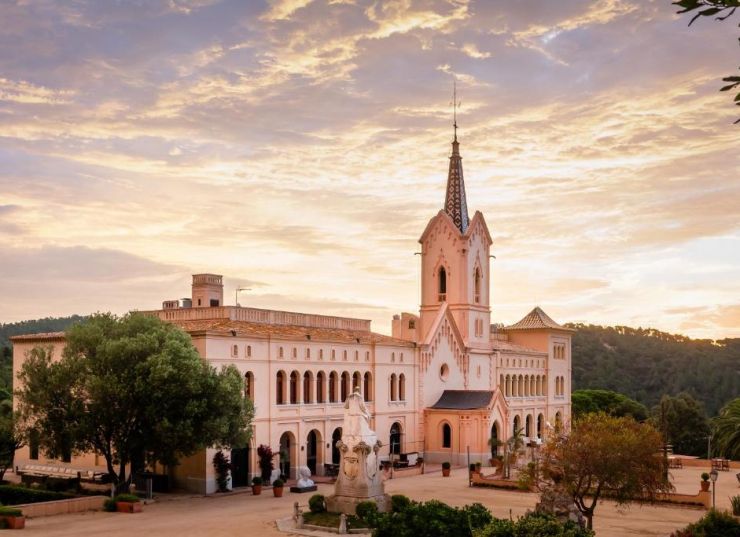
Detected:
[{"left": 22, "top": 466, "right": 737, "bottom": 537}]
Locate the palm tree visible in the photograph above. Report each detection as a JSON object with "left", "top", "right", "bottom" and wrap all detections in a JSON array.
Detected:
[
  {"left": 712, "top": 398, "right": 740, "bottom": 460},
  {"left": 489, "top": 426, "right": 525, "bottom": 479}
]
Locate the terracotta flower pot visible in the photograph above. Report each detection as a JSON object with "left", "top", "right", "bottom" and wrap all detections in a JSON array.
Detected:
[
  {"left": 0, "top": 515, "right": 25, "bottom": 529},
  {"left": 442, "top": 468, "right": 451, "bottom": 477},
  {"left": 273, "top": 486, "right": 284, "bottom": 498},
  {"left": 252, "top": 485, "right": 262, "bottom": 495},
  {"left": 700, "top": 481, "right": 710, "bottom": 492},
  {"left": 116, "top": 501, "right": 143, "bottom": 513}
]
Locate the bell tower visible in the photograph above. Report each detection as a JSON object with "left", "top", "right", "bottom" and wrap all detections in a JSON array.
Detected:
[{"left": 417, "top": 127, "right": 493, "bottom": 349}]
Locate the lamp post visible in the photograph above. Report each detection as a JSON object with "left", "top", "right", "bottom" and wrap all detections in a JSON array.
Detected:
[{"left": 709, "top": 468, "right": 718, "bottom": 509}]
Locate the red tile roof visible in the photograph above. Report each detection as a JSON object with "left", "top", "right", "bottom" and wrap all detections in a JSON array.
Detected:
[
  {"left": 503, "top": 307, "right": 574, "bottom": 332},
  {"left": 9, "top": 332, "right": 66, "bottom": 341}
]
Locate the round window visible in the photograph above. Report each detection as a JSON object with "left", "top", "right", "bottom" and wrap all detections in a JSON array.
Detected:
[{"left": 440, "top": 363, "right": 449, "bottom": 381}]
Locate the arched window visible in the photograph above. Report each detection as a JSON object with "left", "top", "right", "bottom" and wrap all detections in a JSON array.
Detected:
[
  {"left": 518, "top": 375, "right": 524, "bottom": 396},
  {"left": 316, "top": 371, "right": 325, "bottom": 403},
  {"left": 511, "top": 375, "right": 517, "bottom": 397},
  {"left": 399, "top": 373, "right": 406, "bottom": 401},
  {"left": 542, "top": 375, "right": 547, "bottom": 396},
  {"left": 474, "top": 267, "right": 481, "bottom": 303},
  {"left": 244, "top": 371, "right": 254, "bottom": 400},
  {"left": 390, "top": 374, "right": 397, "bottom": 401},
  {"left": 276, "top": 371, "right": 286, "bottom": 405},
  {"left": 530, "top": 376, "right": 535, "bottom": 396},
  {"left": 525, "top": 414, "right": 532, "bottom": 437},
  {"left": 438, "top": 266, "right": 447, "bottom": 301},
  {"left": 232, "top": 344, "right": 238, "bottom": 357},
  {"left": 442, "top": 422, "right": 452, "bottom": 448},
  {"left": 352, "top": 371, "right": 361, "bottom": 394},
  {"left": 343, "top": 350, "right": 347, "bottom": 361},
  {"left": 247, "top": 345, "right": 252, "bottom": 358},
  {"left": 555, "top": 411, "right": 563, "bottom": 429},
  {"left": 524, "top": 375, "right": 530, "bottom": 397},
  {"left": 279, "top": 346, "right": 284, "bottom": 358},
  {"left": 290, "top": 371, "right": 299, "bottom": 404},
  {"left": 340, "top": 371, "right": 350, "bottom": 401},
  {"left": 390, "top": 422, "right": 402, "bottom": 455},
  {"left": 354, "top": 350, "right": 359, "bottom": 361},
  {"left": 505, "top": 375, "right": 511, "bottom": 397},
  {"left": 306, "top": 348, "right": 311, "bottom": 359},
  {"left": 513, "top": 415, "right": 521, "bottom": 436},
  {"left": 292, "top": 347, "right": 297, "bottom": 359},
  {"left": 490, "top": 421, "right": 499, "bottom": 457},
  {"left": 329, "top": 371, "right": 338, "bottom": 403},
  {"left": 303, "top": 371, "right": 313, "bottom": 404},
  {"left": 363, "top": 372, "right": 372, "bottom": 402},
  {"left": 536, "top": 376, "right": 541, "bottom": 396}
]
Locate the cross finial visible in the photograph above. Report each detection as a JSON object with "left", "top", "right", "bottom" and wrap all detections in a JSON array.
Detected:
[{"left": 452, "top": 79, "right": 458, "bottom": 142}]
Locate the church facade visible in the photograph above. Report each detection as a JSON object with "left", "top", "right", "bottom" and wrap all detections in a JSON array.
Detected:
[{"left": 12, "top": 133, "right": 572, "bottom": 494}]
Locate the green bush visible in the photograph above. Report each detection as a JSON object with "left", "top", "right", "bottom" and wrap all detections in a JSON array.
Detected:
[
  {"left": 0, "top": 485, "right": 73, "bottom": 505},
  {"left": 391, "top": 494, "right": 412, "bottom": 513},
  {"left": 372, "top": 499, "right": 491, "bottom": 537},
  {"left": 251, "top": 476, "right": 263, "bottom": 486},
  {"left": 272, "top": 479, "right": 284, "bottom": 488},
  {"left": 462, "top": 503, "right": 493, "bottom": 530},
  {"left": 701, "top": 473, "right": 710, "bottom": 481},
  {"left": 669, "top": 509, "right": 740, "bottom": 537},
  {"left": 355, "top": 500, "right": 378, "bottom": 523},
  {"left": 442, "top": 462, "right": 451, "bottom": 470},
  {"left": 474, "top": 513, "right": 594, "bottom": 537},
  {"left": 308, "top": 494, "right": 326, "bottom": 514},
  {"left": 114, "top": 493, "right": 140, "bottom": 503},
  {"left": 103, "top": 498, "right": 117, "bottom": 512},
  {"left": 0, "top": 506, "right": 22, "bottom": 517}
]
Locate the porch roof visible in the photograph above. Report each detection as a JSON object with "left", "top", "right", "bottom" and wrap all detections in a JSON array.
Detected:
[{"left": 429, "top": 390, "right": 494, "bottom": 410}]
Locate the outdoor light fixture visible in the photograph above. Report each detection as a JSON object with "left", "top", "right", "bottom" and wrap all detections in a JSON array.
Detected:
[{"left": 709, "top": 468, "right": 718, "bottom": 509}]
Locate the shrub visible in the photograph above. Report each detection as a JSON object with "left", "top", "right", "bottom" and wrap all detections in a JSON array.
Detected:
[
  {"left": 474, "top": 513, "right": 594, "bottom": 537},
  {"left": 257, "top": 445, "right": 274, "bottom": 481},
  {"left": 391, "top": 494, "right": 412, "bottom": 513},
  {"left": 308, "top": 494, "right": 326, "bottom": 514},
  {"left": 372, "top": 499, "right": 491, "bottom": 537},
  {"left": 0, "top": 506, "right": 22, "bottom": 517},
  {"left": 462, "top": 503, "right": 493, "bottom": 530},
  {"left": 442, "top": 462, "right": 451, "bottom": 470},
  {"left": 272, "top": 479, "right": 284, "bottom": 488},
  {"left": 114, "top": 493, "right": 140, "bottom": 503},
  {"left": 731, "top": 495, "right": 740, "bottom": 516},
  {"left": 669, "top": 509, "right": 740, "bottom": 537},
  {"left": 0, "top": 485, "right": 73, "bottom": 505},
  {"left": 103, "top": 498, "right": 117, "bottom": 512},
  {"left": 251, "top": 476, "right": 263, "bottom": 486},
  {"left": 701, "top": 472, "right": 710, "bottom": 481},
  {"left": 212, "top": 450, "right": 231, "bottom": 492},
  {"left": 355, "top": 500, "right": 378, "bottom": 523}
]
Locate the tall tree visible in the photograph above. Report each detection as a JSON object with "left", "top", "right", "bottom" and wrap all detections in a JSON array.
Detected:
[
  {"left": 572, "top": 389, "right": 648, "bottom": 421},
  {"left": 16, "top": 313, "right": 253, "bottom": 491},
  {"left": 541, "top": 413, "right": 671, "bottom": 530},
  {"left": 673, "top": 0, "right": 740, "bottom": 123},
  {"left": 652, "top": 393, "right": 711, "bottom": 456},
  {"left": 711, "top": 397, "right": 740, "bottom": 459},
  {"left": 0, "top": 399, "right": 23, "bottom": 481}
]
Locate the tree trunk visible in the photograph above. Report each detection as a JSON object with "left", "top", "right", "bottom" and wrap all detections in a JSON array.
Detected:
[{"left": 586, "top": 513, "right": 593, "bottom": 530}]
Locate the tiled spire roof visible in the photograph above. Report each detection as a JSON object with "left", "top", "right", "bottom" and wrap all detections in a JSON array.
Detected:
[
  {"left": 444, "top": 133, "right": 470, "bottom": 233},
  {"left": 504, "top": 306, "right": 574, "bottom": 331}
]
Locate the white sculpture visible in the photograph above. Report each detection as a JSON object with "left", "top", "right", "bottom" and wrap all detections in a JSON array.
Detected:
[
  {"left": 296, "top": 466, "right": 315, "bottom": 488},
  {"left": 326, "top": 387, "right": 389, "bottom": 514},
  {"left": 270, "top": 468, "right": 281, "bottom": 485}
]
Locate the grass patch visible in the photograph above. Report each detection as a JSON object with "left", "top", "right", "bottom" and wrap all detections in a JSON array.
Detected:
[{"left": 303, "top": 511, "right": 367, "bottom": 530}]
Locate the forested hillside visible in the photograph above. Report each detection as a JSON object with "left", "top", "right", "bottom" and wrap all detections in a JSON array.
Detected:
[
  {"left": 0, "top": 315, "right": 86, "bottom": 393},
  {"left": 570, "top": 324, "right": 739, "bottom": 416}
]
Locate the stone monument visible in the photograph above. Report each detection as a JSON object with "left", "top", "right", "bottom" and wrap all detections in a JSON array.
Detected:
[{"left": 326, "top": 387, "right": 390, "bottom": 514}]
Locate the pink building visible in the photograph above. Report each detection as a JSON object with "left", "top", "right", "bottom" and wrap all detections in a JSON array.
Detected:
[{"left": 12, "top": 132, "right": 571, "bottom": 494}]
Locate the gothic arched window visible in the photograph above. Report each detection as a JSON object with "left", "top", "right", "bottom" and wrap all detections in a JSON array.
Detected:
[{"left": 438, "top": 267, "right": 447, "bottom": 301}]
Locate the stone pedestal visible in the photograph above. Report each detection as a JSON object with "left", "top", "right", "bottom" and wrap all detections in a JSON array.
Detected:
[{"left": 290, "top": 485, "right": 317, "bottom": 493}]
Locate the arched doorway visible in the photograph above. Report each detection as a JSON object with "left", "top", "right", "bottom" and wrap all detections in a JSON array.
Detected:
[
  {"left": 307, "top": 429, "right": 322, "bottom": 475},
  {"left": 331, "top": 427, "right": 342, "bottom": 464},
  {"left": 537, "top": 414, "right": 544, "bottom": 439},
  {"left": 279, "top": 432, "right": 296, "bottom": 479},
  {"left": 231, "top": 443, "right": 251, "bottom": 487},
  {"left": 389, "top": 422, "right": 402, "bottom": 455},
  {"left": 490, "top": 421, "right": 499, "bottom": 458}
]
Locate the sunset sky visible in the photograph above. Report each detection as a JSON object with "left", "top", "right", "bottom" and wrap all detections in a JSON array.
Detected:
[{"left": 1, "top": 0, "right": 738, "bottom": 339}]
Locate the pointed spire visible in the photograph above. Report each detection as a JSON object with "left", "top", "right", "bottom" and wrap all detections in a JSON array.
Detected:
[{"left": 444, "top": 81, "right": 470, "bottom": 234}]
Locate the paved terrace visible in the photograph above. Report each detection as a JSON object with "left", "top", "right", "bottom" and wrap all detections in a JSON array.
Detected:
[{"left": 22, "top": 466, "right": 739, "bottom": 537}]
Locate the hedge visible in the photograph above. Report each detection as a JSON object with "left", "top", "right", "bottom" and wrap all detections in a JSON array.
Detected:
[{"left": 0, "top": 485, "right": 74, "bottom": 505}]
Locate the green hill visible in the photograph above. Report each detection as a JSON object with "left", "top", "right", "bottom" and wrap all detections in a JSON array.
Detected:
[{"left": 570, "top": 324, "right": 739, "bottom": 417}]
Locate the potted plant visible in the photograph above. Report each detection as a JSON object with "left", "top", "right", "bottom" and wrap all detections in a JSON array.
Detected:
[
  {"left": 272, "top": 478, "right": 285, "bottom": 497},
  {"left": 0, "top": 506, "right": 25, "bottom": 529},
  {"left": 252, "top": 476, "right": 263, "bottom": 495},
  {"left": 700, "top": 472, "right": 710, "bottom": 492},
  {"left": 442, "top": 462, "right": 451, "bottom": 477},
  {"left": 114, "top": 493, "right": 142, "bottom": 513},
  {"left": 475, "top": 462, "right": 482, "bottom": 473},
  {"left": 257, "top": 444, "right": 275, "bottom": 482}
]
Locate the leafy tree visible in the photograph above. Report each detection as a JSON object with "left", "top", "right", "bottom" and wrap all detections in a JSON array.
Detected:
[
  {"left": 0, "top": 399, "right": 23, "bottom": 481},
  {"left": 572, "top": 389, "right": 648, "bottom": 421},
  {"left": 15, "top": 313, "right": 253, "bottom": 491},
  {"left": 651, "top": 393, "right": 711, "bottom": 456},
  {"left": 475, "top": 513, "right": 594, "bottom": 537},
  {"left": 541, "top": 413, "right": 671, "bottom": 530},
  {"left": 673, "top": 0, "right": 740, "bottom": 123},
  {"left": 669, "top": 509, "right": 740, "bottom": 536},
  {"left": 711, "top": 397, "right": 740, "bottom": 459}
]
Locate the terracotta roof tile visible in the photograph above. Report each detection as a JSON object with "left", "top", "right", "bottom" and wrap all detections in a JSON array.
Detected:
[
  {"left": 503, "top": 307, "right": 574, "bottom": 332},
  {"left": 9, "top": 332, "right": 66, "bottom": 341}
]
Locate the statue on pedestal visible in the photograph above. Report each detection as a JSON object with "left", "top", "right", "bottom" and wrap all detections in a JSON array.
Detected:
[{"left": 326, "top": 387, "right": 390, "bottom": 514}]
